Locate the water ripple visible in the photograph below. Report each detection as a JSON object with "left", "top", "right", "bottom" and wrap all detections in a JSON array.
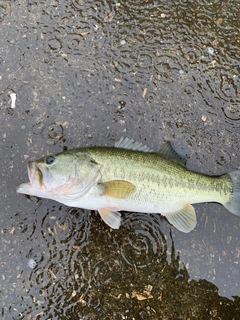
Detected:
[
  {"left": 120, "top": 213, "right": 168, "bottom": 268},
  {"left": 155, "top": 51, "right": 186, "bottom": 83},
  {"left": 2, "top": 0, "right": 240, "bottom": 317}
]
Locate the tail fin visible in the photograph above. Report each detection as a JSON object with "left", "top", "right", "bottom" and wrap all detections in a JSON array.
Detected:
[{"left": 223, "top": 170, "right": 240, "bottom": 216}]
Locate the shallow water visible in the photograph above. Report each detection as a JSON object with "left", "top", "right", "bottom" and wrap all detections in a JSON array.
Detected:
[{"left": 0, "top": 0, "right": 240, "bottom": 319}]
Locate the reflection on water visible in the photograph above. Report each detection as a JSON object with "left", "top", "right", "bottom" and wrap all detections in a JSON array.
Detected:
[{"left": 0, "top": 0, "right": 240, "bottom": 318}]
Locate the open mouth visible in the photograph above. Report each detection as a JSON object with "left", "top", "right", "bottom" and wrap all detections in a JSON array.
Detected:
[
  {"left": 27, "top": 161, "right": 44, "bottom": 188},
  {"left": 16, "top": 161, "right": 46, "bottom": 195}
]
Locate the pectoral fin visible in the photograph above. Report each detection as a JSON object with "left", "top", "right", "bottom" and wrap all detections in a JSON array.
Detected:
[
  {"left": 101, "top": 180, "right": 136, "bottom": 199},
  {"left": 98, "top": 208, "right": 122, "bottom": 229},
  {"left": 166, "top": 204, "right": 196, "bottom": 233}
]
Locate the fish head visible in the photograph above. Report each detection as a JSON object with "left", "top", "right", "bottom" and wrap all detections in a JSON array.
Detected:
[{"left": 16, "top": 151, "right": 101, "bottom": 200}]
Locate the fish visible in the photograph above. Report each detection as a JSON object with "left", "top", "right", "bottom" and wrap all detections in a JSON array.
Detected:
[{"left": 16, "top": 137, "right": 240, "bottom": 233}]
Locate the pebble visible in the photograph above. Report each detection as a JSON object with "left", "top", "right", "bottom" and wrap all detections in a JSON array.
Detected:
[
  {"left": 10, "top": 93, "right": 16, "bottom": 109},
  {"left": 28, "top": 259, "right": 37, "bottom": 269},
  {"left": 206, "top": 47, "right": 214, "bottom": 55}
]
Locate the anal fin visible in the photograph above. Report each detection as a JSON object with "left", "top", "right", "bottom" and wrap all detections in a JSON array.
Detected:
[
  {"left": 166, "top": 203, "right": 196, "bottom": 233},
  {"left": 98, "top": 208, "right": 122, "bottom": 229}
]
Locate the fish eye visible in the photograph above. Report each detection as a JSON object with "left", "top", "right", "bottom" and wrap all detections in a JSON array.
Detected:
[{"left": 46, "top": 155, "right": 55, "bottom": 165}]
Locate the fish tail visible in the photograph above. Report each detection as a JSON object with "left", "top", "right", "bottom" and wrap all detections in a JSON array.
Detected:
[{"left": 223, "top": 170, "right": 240, "bottom": 216}]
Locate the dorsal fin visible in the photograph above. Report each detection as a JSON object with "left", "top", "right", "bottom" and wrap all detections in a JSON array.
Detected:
[
  {"left": 114, "top": 138, "right": 187, "bottom": 166},
  {"left": 115, "top": 137, "right": 153, "bottom": 152},
  {"left": 155, "top": 142, "right": 187, "bottom": 166}
]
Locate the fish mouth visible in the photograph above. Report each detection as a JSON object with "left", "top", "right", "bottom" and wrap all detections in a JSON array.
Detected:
[
  {"left": 16, "top": 161, "right": 46, "bottom": 195},
  {"left": 17, "top": 160, "right": 76, "bottom": 194},
  {"left": 26, "top": 162, "right": 41, "bottom": 187},
  {"left": 27, "top": 161, "right": 44, "bottom": 188}
]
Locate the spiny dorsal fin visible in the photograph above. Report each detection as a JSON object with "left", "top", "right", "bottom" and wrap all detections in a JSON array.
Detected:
[
  {"left": 115, "top": 138, "right": 187, "bottom": 166},
  {"left": 155, "top": 142, "right": 187, "bottom": 166},
  {"left": 115, "top": 137, "right": 153, "bottom": 152}
]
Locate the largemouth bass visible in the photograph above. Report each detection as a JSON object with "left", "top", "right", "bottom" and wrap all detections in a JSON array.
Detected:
[{"left": 16, "top": 137, "right": 240, "bottom": 233}]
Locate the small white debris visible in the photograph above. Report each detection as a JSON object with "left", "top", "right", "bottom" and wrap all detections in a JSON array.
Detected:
[
  {"left": 120, "top": 39, "right": 126, "bottom": 45},
  {"left": 206, "top": 47, "right": 214, "bottom": 55},
  {"left": 28, "top": 259, "right": 37, "bottom": 269},
  {"left": 10, "top": 92, "right": 16, "bottom": 108}
]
